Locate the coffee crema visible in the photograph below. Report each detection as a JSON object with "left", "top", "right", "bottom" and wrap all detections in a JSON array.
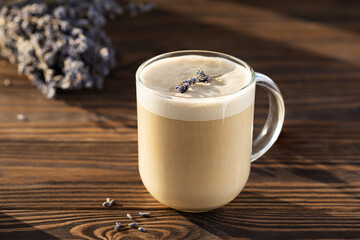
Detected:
[{"left": 137, "top": 55, "right": 255, "bottom": 211}]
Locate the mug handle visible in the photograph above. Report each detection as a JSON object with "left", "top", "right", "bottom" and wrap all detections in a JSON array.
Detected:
[{"left": 251, "top": 72, "right": 285, "bottom": 162}]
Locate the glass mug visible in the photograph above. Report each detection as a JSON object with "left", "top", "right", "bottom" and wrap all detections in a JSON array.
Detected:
[{"left": 136, "top": 50, "right": 285, "bottom": 212}]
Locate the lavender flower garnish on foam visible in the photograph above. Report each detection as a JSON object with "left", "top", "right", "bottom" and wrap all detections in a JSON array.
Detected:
[{"left": 176, "top": 70, "right": 219, "bottom": 93}]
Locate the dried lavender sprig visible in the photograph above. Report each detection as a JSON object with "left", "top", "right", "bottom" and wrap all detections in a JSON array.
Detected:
[
  {"left": 0, "top": 1, "right": 120, "bottom": 97},
  {"left": 175, "top": 70, "right": 211, "bottom": 93},
  {"left": 0, "top": 0, "right": 155, "bottom": 98}
]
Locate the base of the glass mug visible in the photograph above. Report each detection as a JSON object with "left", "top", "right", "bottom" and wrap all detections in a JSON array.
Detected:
[
  {"left": 178, "top": 209, "right": 216, "bottom": 213},
  {"left": 166, "top": 202, "right": 229, "bottom": 213},
  {"left": 154, "top": 193, "right": 240, "bottom": 213}
]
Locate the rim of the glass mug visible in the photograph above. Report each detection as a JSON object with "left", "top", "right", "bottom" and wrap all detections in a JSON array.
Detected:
[{"left": 136, "top": 50, "right": 256, "bottom": 102}]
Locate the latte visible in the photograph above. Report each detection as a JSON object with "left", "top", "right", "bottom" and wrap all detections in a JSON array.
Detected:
[{"left": 137, "top": 55, "right": 255, "bottom": 211}]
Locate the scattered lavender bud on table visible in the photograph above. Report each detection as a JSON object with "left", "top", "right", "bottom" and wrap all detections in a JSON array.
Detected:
[
  {"left": 138, "top": 227, "right": 146, "bottom": 232},
  {"left": 126, "top": 213, "right": 133, "bottom": 220},
  {"left": 128, "top": 222, "right": 138, "bottom": 227},
  {"left": 114, "top": 222, "right": 121, "bottom": 231},
  {"left": 3, "top": 78, "right": 11, "bottom": 87},
  {"left": 102, "top": 197, "right": 114, "bottom": 207},
  {"left": 138, "top": 212, "right": 150, "bottom": 217},
  {"left": 17, "top": 114, "right": 26, "bottom": 121}
]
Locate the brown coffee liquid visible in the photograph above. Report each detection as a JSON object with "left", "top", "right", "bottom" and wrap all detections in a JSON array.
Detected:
[{"left": 137, "top": 104, "right": 254, "bottom": 212}]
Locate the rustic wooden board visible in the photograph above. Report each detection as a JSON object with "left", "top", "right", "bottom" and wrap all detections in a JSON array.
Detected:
[{"left": 0, "top": 0, "right": 359, "bottom": 239}]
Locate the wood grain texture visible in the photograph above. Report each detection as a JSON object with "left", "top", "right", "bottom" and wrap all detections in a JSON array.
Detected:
[{"left": 1, "top": 0, "right": 360, "bottom": 239}]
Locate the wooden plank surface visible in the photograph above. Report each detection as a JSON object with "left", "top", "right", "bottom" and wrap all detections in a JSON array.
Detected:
[{"left": 1, "top": 0, "right": 360, "bottom": 239}]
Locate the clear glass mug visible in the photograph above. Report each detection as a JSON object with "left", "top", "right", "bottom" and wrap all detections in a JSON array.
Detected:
[{"left": 136, "top": 50, "right": 285, "bottom": 212}]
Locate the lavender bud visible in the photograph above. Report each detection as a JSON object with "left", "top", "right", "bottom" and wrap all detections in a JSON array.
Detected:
[
  {"left": 3, "top": 78, "right": 12, "bottom": 87},
  {"left": 128, "top": 222, "right": 138, "bottom": 227},
  {"left": 102, "top": 198, "right": 114, "bottom": 207},
  {"left": 99, "top": 47, "right": 110, "bottom": 61},
  {"left": 17, "top": 114, "right": 26, "bottom": 121},
  {"left": 53, "top": 6, "right": 67, "bottom": 19},
  {"left": 59, "top": 20, "right": 70, "bottom": 32},
  {"left": 114, "top": 222, "right": 121, "bottom": 230},
  {"left": 138, "top": 212, "right": 150, "bottom": 217}
]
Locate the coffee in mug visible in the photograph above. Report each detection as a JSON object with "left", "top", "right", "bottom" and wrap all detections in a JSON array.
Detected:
[{"left": 136, "top": 51, "right": 284, "bottom": 212}]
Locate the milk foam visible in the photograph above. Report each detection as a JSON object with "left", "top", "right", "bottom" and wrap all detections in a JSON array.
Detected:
[{"left": 137, "top": 55, "right": 255, "bottom": 121}]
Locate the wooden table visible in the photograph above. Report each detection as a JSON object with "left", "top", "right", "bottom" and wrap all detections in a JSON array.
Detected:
[{"left": 1, "top": 0, "right": 359, "bottom": 239}]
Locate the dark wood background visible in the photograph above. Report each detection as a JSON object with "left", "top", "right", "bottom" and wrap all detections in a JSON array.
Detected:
[{"left": 1, "top": 0, "right": 360, "bottom": 239}]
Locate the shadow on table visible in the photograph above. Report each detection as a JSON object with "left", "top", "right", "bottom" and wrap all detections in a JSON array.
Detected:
[
  {"left": 178, "top": 135, "right": 360, "bottom": 239},
  {"left": 0, "top": 212, "right": 59, "bottom": 240},
  {"left": 222, "top": 0, "right": 360, "bottom": 34},
  {"left": 178, "top": 191, "right": 360, "bottom": 240}
]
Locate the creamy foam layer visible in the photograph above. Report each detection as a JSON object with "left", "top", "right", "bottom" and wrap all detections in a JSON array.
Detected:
[{"left": 137, "top": 55, "right": 255, "bottom": 121}]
